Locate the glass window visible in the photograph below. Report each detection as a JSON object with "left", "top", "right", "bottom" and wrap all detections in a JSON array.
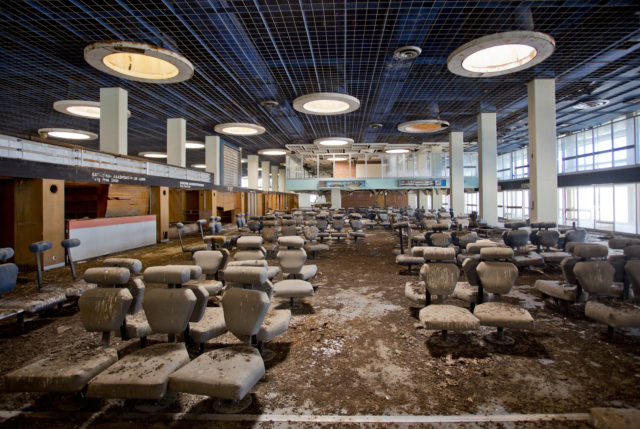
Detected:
[
  {"left": 614, "top": 184, "right": 636, "bottom": 234},
  {"left": 595, "top": 185, "right": 614, "bottom": 231},
  {"left": 577, "top": 186, "right": 594, "bottom": 229},
  {"left": 562, "top": 134, "right": 577, "bottom": 173},
  {"left": 594, "top": 125, "right": 612, "bottom": 169}
]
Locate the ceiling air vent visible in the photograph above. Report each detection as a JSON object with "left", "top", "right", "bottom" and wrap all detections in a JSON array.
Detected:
[{"left": 393, "top": 46, "right": 422, "bottom": 60}]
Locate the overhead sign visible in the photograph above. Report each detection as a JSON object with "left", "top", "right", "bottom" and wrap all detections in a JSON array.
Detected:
[{"left": 398, "top": 179, "right": 446, "bottom": 187}]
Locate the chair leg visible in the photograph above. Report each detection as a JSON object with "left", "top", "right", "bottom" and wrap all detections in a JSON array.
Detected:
[
  {"left": 607, "top": 326, "right": 615, "bottom": 341},
  {"left": 35, "top": 251, "right": 43, "bottom": 290},
  {"left": 67, "top": 249, "right": 77, "bottom": 281}
]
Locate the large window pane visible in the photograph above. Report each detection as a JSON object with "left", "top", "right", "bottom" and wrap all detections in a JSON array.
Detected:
[
  {"left": 614, "top": 184, "right": 636, "bottom": 233},
  {"left": 595, "top": 185, "right": 614, "bottom": 231},
  {"left": 577, "top": 186, "right": 594, "bottom": 229},
  {"left": 564, "top": 187, "right": 578, "bottom": 227}
]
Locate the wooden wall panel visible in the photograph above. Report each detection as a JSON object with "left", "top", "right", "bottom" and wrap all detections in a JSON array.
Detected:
[
  {"left": 169, "top": 189, "right": 184, "bottom": 223},
  {"left": 0, "top": 180, "right": 15, "bottom": 251},
  {"left": 105, "top": 184, "right": 149, "bottom": 217},
  {"left": 219, "top": 192, "right": 236, "bottom": 211},
  {"left": 333, "top": 161, "right": 356, "bottom": 178},
  {"left": 340, "top": 191, "right": 378, "bottom": 208},
  {"left": 150, "top": 186, "right": 169, "bottom": 242},
  {"left": 41, "top": 179, "right": 65, "bottom": 267},
  {"left": 13, "top": 179, "right": 42, "bottom": 267}
]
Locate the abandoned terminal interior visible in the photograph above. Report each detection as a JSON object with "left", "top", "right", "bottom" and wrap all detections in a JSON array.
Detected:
[{"left": 0, "top": 1, "right": 640, "bottom": 427}]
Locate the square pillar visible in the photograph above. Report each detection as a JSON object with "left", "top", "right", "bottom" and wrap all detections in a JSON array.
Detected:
[
  {"left": 528, "top": 78, "right": 557, "bottom": 223},
  {"left": 271, "top": 165, "right": 280, "bottom": 192},
  {"left": 247, "top": 155, "right": 259, "bottom": 189},
  {"left": 167, "top": 118, "right": 186, "bottom": 167},
  {"left": 99, "top": 87, "right": 128, "bottom": 155},
  {"left": 432, "top": 189, "right": 443, "bottom": 210},
  {"left": 261, "top": 161, "right": 270, "bottom": 191},
  {"left": 331, "top": 188, "right": 342, "bottom": 209},
  {"left": 205, "top": 136, "right": 221, "bottom": 185},
  {"left": 478, "top": 112, "right": 498, "bottom": 226},
  {"left": 278, "top": 168, "right": 286, "bottom": 192},
  {"left": 449, "top": 131, "right": 464, "bottom": 215}
]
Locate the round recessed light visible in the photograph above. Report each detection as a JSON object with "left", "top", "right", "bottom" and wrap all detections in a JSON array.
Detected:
[
  {"left": 139, "top": 151, "right": 167, "bottom": 159},
  {"left": 53, "top": 100, "right": 132, "bottom": 119},
  {"left": 385, "top": 148, "right": 410, "bottom": 154},
  {"left": 84, "top": 41, "right": 194, "bottom": 83},
  {"left": 572, "top": 99, "right": 610, "bottom": 110},
  {"left": 191, "top": 163, "right": 206, "bottom": 169},
  {"left": 38, "top": 128, "right": 97, "bottom": 140},
  {"left": 393, "top": 46, "right": 422, "bottom": 60},
  {"left": 447, "top": 31, "right": 555, "bottom": 78},
  {"left": 314, "top": 137, "right": 354, "bottom": 147},
  {"left": 260, "top": 100, "right": 279, "bottom": 108},
  {"left": 398, "top": 119, "right": 450, "bottom": 133},
  {"left": 185, "top": 141, "right": 205, "bottom": 149},
  {"left": 258, "top": 148, "right": 288, "bottom": 156},
  {"left": 293, "top": 92, "right": 360, "bottom": 115},
  {"left": 214, "top": 122, "right": 265, "bottom": 136}
]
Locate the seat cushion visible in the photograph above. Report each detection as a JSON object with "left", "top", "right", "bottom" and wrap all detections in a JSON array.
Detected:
[
  {"left": 534, "top": 280, "right": 582, "bottom": 302},
  {"left": 295, "top": 264, "right": 317, "bottom": 280},
  {"left": 452, "top": 281, "right": 488, "bottom": 303},
  {"left": 169, "top": 346, "right": 264, "bottom": 401},
  {"left": 306, "top": 243, "right": 330, "bottom": 253},
  {"left": 257, "top": 309, "right": 291, "bottom": 342},
  {"left": 474, "top": 302, "right": 534, "bottom": 330},
  {"left": 184, "top": 279, "right": 224, "bottom": 296},
  {"left": 189, "top": 307, "right": 227, "bottom": 344},
  {"left": 396, "top": 255, "right": 425, "bottom": 266},
  {"left": 540, "top": 251, "right": 573, "bottom": 265},
  {"left": 267, "top": 266, "right": 281, "bottom": 280},
  {"left": 102, "top": 258, "right": 142, "bottom": 274},
  {"left": 86, "top": 343, "right": 190, "bottom": 400},
  {"left": 0, "top": 290, "right": 66, "bottom": 313},
  {"left": 116, "top": 311, "right": 152, "bottom": 339},
  {"left": 513, "top": 252, "right": 544, "bottom": 268},
  {"left": 273, "top": 279, "right": 314, "bottom": 298},
  {"left": 419, "top": 305, "right": 480, "bottom": 331},
  {"left": 5, "top": 347, "right": 118, "bottom": 393},
  {"left": 585, "top": 301, "right": 640, "bottom": 329},
  {"left": 29, "top": 241, "right": 52, "bottom": 253},
  {"left": 404, "top": 281, "right": 426, "bottom": 306}
]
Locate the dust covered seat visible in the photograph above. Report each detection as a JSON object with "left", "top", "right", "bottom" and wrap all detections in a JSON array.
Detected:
[
  {"left": 473, "top": 248, "right": 534, "bottom": 345},
  {"left": 186, "top": 250, "right": 225, "bottom": 295},
  {"left": 4, "top": 287, "right": 132, "bottom": 393},
  {"left": 86, "top": 287, "right": 196, "bottom": 400},
  {"left": 169, "top": 288, "right": 269, "bottom": 412},
  {"left": 273, "top": 279, "right": 314, "bottom": 307},
  {"left": 277, "top": 237, "right": 318, "bottom": 281}
]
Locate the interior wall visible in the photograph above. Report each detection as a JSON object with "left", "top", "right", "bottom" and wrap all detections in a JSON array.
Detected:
[
  {"left": 355, "top": 163, "right": 382, "bottom": 178},
  {"left": 340, "top": 191, "right": 379, "bottom": 208},
  {"left": 104, "top": 184, "right": 149, "bottom": 217},
  {"left": 333, "top": 161, "right": 356, "bottom": 178},
  {"left": 169, "top": 189, "right": 185, "bottom": 223},
  {"left": 0, "top": 179, "right": 15, "bottom": 251}
]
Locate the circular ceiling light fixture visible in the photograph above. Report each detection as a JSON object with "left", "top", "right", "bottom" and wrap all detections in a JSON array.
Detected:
[
  {"left": 398, "top": 119, "right": 450, "bottom": 133},
  {"left": 84, "top": 41, "right": 194, "bottom": 83},
  {"left": 293, "top": 92, "right": 360, "bottom": 115},
  {"left": 314, "top": 137, "right": 354, "bottom": 147},
  {"left": 139, "top": 151, "right": 167, "bottom": 159},
  {"left": 185, "top": 140, "right": 205, "bottom": 149},
  {"left": 191, "top": 163, "right": 206, "bottom": 169},
  {"left": 385, "top": 148, "right": 410, "bottom": 154},
  {"left": 214, "top": 122, "right": 265, "bottom": 136},
  {"left": 393, "top": 46, "right": 422, "bottom": 60},
  {"left": 260, "top": 100, "right": 279, "bottom": 108},
  {"left": 572, "top": 99, "right": 610, "bottom": 110},
  {"left": 258, "top": 148, "right": 288, "bottom": 156},
  {"left": 53, "top": 100, "right": 132, "bottom": 119},
  {"left": 447, "top": 31, "right": 555, "bottom": 78},
  {"left": 38, "top": 128, "right": 97, "bottom": 140}
]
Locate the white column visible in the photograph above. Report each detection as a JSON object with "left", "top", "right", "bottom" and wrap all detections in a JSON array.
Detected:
[
  {"left": 167, "top": 118, "right": 186, "bottom": 167},
  {"left": 432, "top": 189, "right": 443, "bottom": 210},
  {"left": 449, "top": 131, "right": 465, "bottom": 215},
  {"left": 528, "top": 78, "right": 557, "bottom": 223},
  {"left": 99, "top": 87, "right": 128, "bottom": 155},
  {"left": 431, "top": 145, "right": 443, "bottom": 177},
  {"left": 416, "top": 151, "right": 429, "bottom": 176},
  {"left": 478, "top": 112, "right": 498, "bottom": 226},
  {"left": 408, "top": 191, "right": 418, "bottom": 208},
  {"left": 261, "top": 161, "right": 270, "bottom": 191},
  {"left": 331, "top": 188, "right": 342, "bottom": 209},
  {"left": 247, "top": 155, "right": 259, "bottom": 189},
  {"left": 205, "top": 135, "right": 221, "bottom": 185},
  {"left": 278, "top": 168, "right": 286, "bottom": 192},
  {"left": 271, "top": 165, "right": 280, "bottom": 192},
  {"left": 418, "top": 190, "right": 430, "bottom": 210}
]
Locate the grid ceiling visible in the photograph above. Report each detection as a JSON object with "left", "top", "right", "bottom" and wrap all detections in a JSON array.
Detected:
[{"left": 0, "top": 0, "right": 639, "bottom": 166}]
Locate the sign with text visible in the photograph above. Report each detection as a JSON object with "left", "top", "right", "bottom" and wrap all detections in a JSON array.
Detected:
[{"left": 398, "top": 179, "right": 446, "bottom": 187}]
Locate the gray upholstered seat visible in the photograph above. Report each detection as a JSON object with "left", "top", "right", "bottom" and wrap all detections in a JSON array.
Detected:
[
  {"left": 103, "top": 258, "right": 142, "bottom": 274},
  {"left": 87, "top": 288, "right": 196, "bottom": 400},
  {"left": 188, "top": 306, "right": 227, "bottom": 352},
  {"left": 273, "top": 279, "right": 314, "bottom": 307},
  {"left": 257, "top": 308, "right": 292, "bottom": 342},
  {"left": 4, "top": 288, "right": 132, "bottom": 393},
  {"left": 473, "top": 256, "right": 534, "bottom": 345},
  {"left": 168, "top": 288, "right": 269, "bottom": 410}
]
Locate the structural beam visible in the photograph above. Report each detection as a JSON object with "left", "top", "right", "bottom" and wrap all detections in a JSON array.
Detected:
[
  {"left": 528, "top": 78, "right": 557, "bottom": 223},
  {"left": 478, "top": 112, "right": 498, "bottom": 226}
]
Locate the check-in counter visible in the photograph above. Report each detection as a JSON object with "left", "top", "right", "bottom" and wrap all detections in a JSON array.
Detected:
[{"left": 67, "top": 215, "right": 156, "bottom": 261}]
